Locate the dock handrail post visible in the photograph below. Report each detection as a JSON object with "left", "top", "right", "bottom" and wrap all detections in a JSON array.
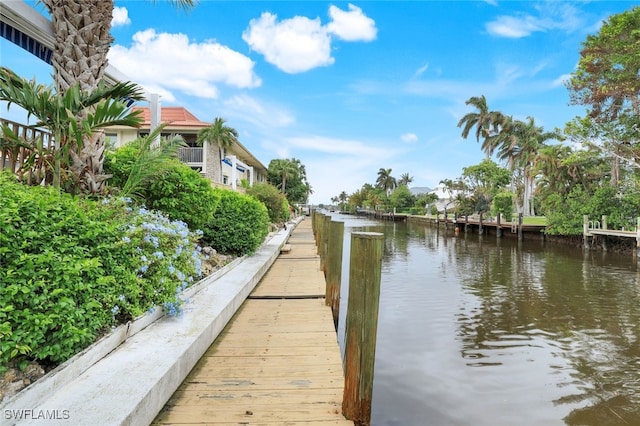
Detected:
[
  {"left": 444, "top": 208, "right": 448, "bottom": 231},
  {"left": 583, "top": 215, "right": 590, "bottom": 250},
  {"left": 636, "top": 217, "right": 640, "bottom": 258},
  {"left": 326, "top": 220, "right": 344, "bottom": 330},
  {"left": 518, "top": 213, "right": 523, "bottom": 241},
  {"left": 464, "top": 215, "right": 469, "bottom": 233},
  {"left": 479, "top": 212, "right": 483, "bottom": 234},
  {"left": 602, "top": 215, "right": 608, "bottom": 230},
  {"left": 343, "top": 232, "right": 384, "bottom": 425},
  {"left": 496, "top": 213, "right": 502, "bottom": 238}
]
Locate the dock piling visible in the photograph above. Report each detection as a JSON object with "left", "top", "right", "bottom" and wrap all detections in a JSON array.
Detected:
[
  {"left": 343, "top": 232, "right": 384, "bottom": 425},
  {"left": 326, "top": 220, "right": 344, "bottom": 330}
]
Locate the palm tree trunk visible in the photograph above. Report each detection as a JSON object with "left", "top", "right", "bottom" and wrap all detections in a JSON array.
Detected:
[{"left": 44, "top": 0, "right": 114, "bottom": 193}]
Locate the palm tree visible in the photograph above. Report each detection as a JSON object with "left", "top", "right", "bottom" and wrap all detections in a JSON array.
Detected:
[
  {"left": 197, "top": 117, "right": 238, "bottom": 183},
  {"left": 495, "top": 117, "right": 562, "bottom": 216},
  {"left": 338, "top": 191, "right": 348, "bottom": 211},
  {"left": 41, "top": 0, "right": 196, "bottom": 193},
  {"left": 457, "top": 95, "right": 504, "bottom": 157},
  {"left": 0, "top": 67, "right": 144, "bottom": 191},
  {"left": 398, "top": 173, "right": 414, "bottom": 186},
  {"left": 376, "top": 168, "right": 397, "bottom": 196},
  {"left": 271, "top": 159, "right": 300, "bottom": 195}
]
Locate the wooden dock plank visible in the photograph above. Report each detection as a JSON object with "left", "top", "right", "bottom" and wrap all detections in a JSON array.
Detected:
[{"left": 153, "top": 218, "right": 351, "bottom": 425}]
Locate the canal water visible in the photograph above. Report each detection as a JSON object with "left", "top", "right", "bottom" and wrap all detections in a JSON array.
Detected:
[{"left": 330, "top": 213, "right": 640, "bottom": 426}]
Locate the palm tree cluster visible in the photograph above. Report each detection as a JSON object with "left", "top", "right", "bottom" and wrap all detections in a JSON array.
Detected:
[
  {"left": 267, "top": 158, "right": 312, "bottom": 204},
  {"left": 457, "top": 95, "right": 563, "bottom": 216}
]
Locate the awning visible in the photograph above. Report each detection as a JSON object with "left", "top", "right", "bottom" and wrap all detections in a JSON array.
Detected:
[{"left": 0, "top": 20, "right": 52, "bottom": 64}]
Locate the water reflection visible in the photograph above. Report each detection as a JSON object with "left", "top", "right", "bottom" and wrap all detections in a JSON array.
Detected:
[{"left": 329, "top": 214, "right": 640, "bottom": 425}]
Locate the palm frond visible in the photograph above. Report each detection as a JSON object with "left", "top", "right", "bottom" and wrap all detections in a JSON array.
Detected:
[{"left": 120, "top": 125, "right": 187, "bottom": 197}]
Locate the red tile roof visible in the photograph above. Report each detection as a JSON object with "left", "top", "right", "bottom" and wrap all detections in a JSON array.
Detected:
[{"left": 132, "top": 106, "right": 211, "bottom": 128}]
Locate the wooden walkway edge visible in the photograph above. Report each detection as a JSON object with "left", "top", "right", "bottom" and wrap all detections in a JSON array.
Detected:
[{"left": 153, "top": 218, "right": 353, "bottom": 425}]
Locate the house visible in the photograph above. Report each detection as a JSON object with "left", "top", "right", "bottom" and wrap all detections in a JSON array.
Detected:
[
  {"left": 429, "top": 185, "right": 459, "bottom": 213},
  {"left": 105, "top": 106, "right": 268, "bottom": 192}
]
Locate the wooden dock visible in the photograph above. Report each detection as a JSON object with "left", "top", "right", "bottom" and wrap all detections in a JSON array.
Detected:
[{"left": 153, "top": 218, "right": 352, "bottom": 425}]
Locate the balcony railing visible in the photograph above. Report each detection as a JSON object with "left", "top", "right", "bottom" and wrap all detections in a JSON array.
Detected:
[
  {"left": 1, "top": 118, "right": 54, "bottom": 184},
  {"left": 177, "top": 147, "right": 203, "bottom": 164}
]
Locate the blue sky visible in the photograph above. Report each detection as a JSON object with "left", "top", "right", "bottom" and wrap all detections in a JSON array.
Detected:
[{"left": 0, "top": 1, "right": 636, "bottom": 204}]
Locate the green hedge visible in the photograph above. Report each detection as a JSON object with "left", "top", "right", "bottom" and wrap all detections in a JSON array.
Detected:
[
  {"left": 246, "top": 183, "right": 289, "bottom": 223},
  {"left": 202, "top": 189, "right": 270, "bottom": 256},
  {"left": 0, "top": 174, "right": 202, "bottom": 369}
]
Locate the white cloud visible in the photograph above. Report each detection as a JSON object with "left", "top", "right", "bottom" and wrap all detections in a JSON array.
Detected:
[
  {"left": 108, "top": 29, "right": 261, "bottom": 100},
  {"left": 486, "top": 15, "right": 541, "bottom": 38},
  {"left": 486, "top": 3, "right": 583, "bottom": 38},
  {"left": 243, "top": 12, "right": 333, "bottom": 74},
  {"left": 286, "top": 135, "right": 393, "bottom": 158},
  {"left": 243, "top": 5, "right": 377, "bottom": 74},
  {"left": 112, "top": 7, "right": 131, "bottom": 27},
  {"left": 223, "top": 94, "right": 295, "bottom": 129},
  {"left": 326, "top": 4, "right": 377, "bottom": 41},
  {"left": 413, "top": 63, "right": 429, "bottom": 79},
  {"left": 401, "top": 133, "right": 418, "bottom": 143}
]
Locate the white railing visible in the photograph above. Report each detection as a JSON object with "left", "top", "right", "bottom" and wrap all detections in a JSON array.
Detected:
[{"left": 177, "top": 147, "right": 203, "bottom": 164}]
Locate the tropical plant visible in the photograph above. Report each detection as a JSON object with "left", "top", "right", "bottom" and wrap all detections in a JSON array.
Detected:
[
  {"left": 338, "top": 190, "right": 349, "bottom": 211},
  {"left": 398, "top": 172, "right": 414, "bottom": 186},
  {"left": 0, "top": 67, "right": 144, "bottom": 192},
  {"left": 267, "top": 158, "right": 311, "bottom": 203},
  {"left": 105, "top": 126, "right": 185, "bottom": 196},
  {"left": 40, "top": 0, "right": 196, "bottom": 193},
  {"left": 495, "top": 116, "right": 562, "bottom": 216},
  {"left": 376, "top": 168, "right": 397, "bottom": 196},
  {"left": 196, "top": 117, "right": 238, "bottom": 183},
  {"left": 457, "top": 95, "right": 505, "bottom": 157}
]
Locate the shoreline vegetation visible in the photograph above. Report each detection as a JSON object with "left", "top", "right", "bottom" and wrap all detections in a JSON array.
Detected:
[{"left": 325, "top": 6, "right": 640, "bottom": 256}]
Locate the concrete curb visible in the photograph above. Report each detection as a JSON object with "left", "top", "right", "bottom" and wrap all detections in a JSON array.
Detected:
[{"left": 2, "top": 217, "right": 303, "bottom": 426}]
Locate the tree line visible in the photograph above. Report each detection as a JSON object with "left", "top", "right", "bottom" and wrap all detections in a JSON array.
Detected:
[{"left": 331, "top": 6, "right": 640, "bottom": 235}]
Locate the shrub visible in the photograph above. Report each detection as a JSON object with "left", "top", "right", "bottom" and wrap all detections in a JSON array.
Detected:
[
  {"left": 492, "top": 191, "right": 514, "bottom": 221},
  {"left": 0, "top": 174, "right": 203, "bottom": 369},
  {"left": 202, "top": 189, "right": 270, "bottom": 256},
  {"left": 246, "top": 183, "right": 288, "bottom": 223},
  {"left": 105, "top": 142, "right": 219, "bottom": 231},
  {"left": 144, "top": 163, "right": 219, "bottom": 232}
]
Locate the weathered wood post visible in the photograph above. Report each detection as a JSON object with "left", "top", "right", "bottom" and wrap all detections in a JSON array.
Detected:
[
  {"left": 444, "top": 208, "right": 449, "bottom": 231},
  {"left": 601, "top": 215, "right": 608, "bottom": 251},
  {"left": 326, "top": 220, "right": 344, "bottom": 330},
  {"left": 636, "top": 217, "right": 640, "bottom": 259},
  {"left": 518, "top": 213, "right": 523, "bottom": 242},
  {"left": 496, "top": 213, "right": 502, "bottom": 239},
  {"left": 313, "top": 211, "right": 322, "bottom": 252},
  {"left": 320, "top": 214, "right": 331, "bottom": 274},
  {"left": 479, "top": 212, "right": 483, "bottom": 235},
  {"left": 464, "top": 215, "right": 469, "bottom": 233},
  {"left": 315, "top": 212, "right": 324, "bottom": 256},
  {"left": 312, "top": 210, "right": 317, "bottom": 237},
  {"left": 343, "top": 232, "right": 384, "bottom": 425},
  {"left": 583, "top": 215, "right": 590, "bottom": 250}
]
